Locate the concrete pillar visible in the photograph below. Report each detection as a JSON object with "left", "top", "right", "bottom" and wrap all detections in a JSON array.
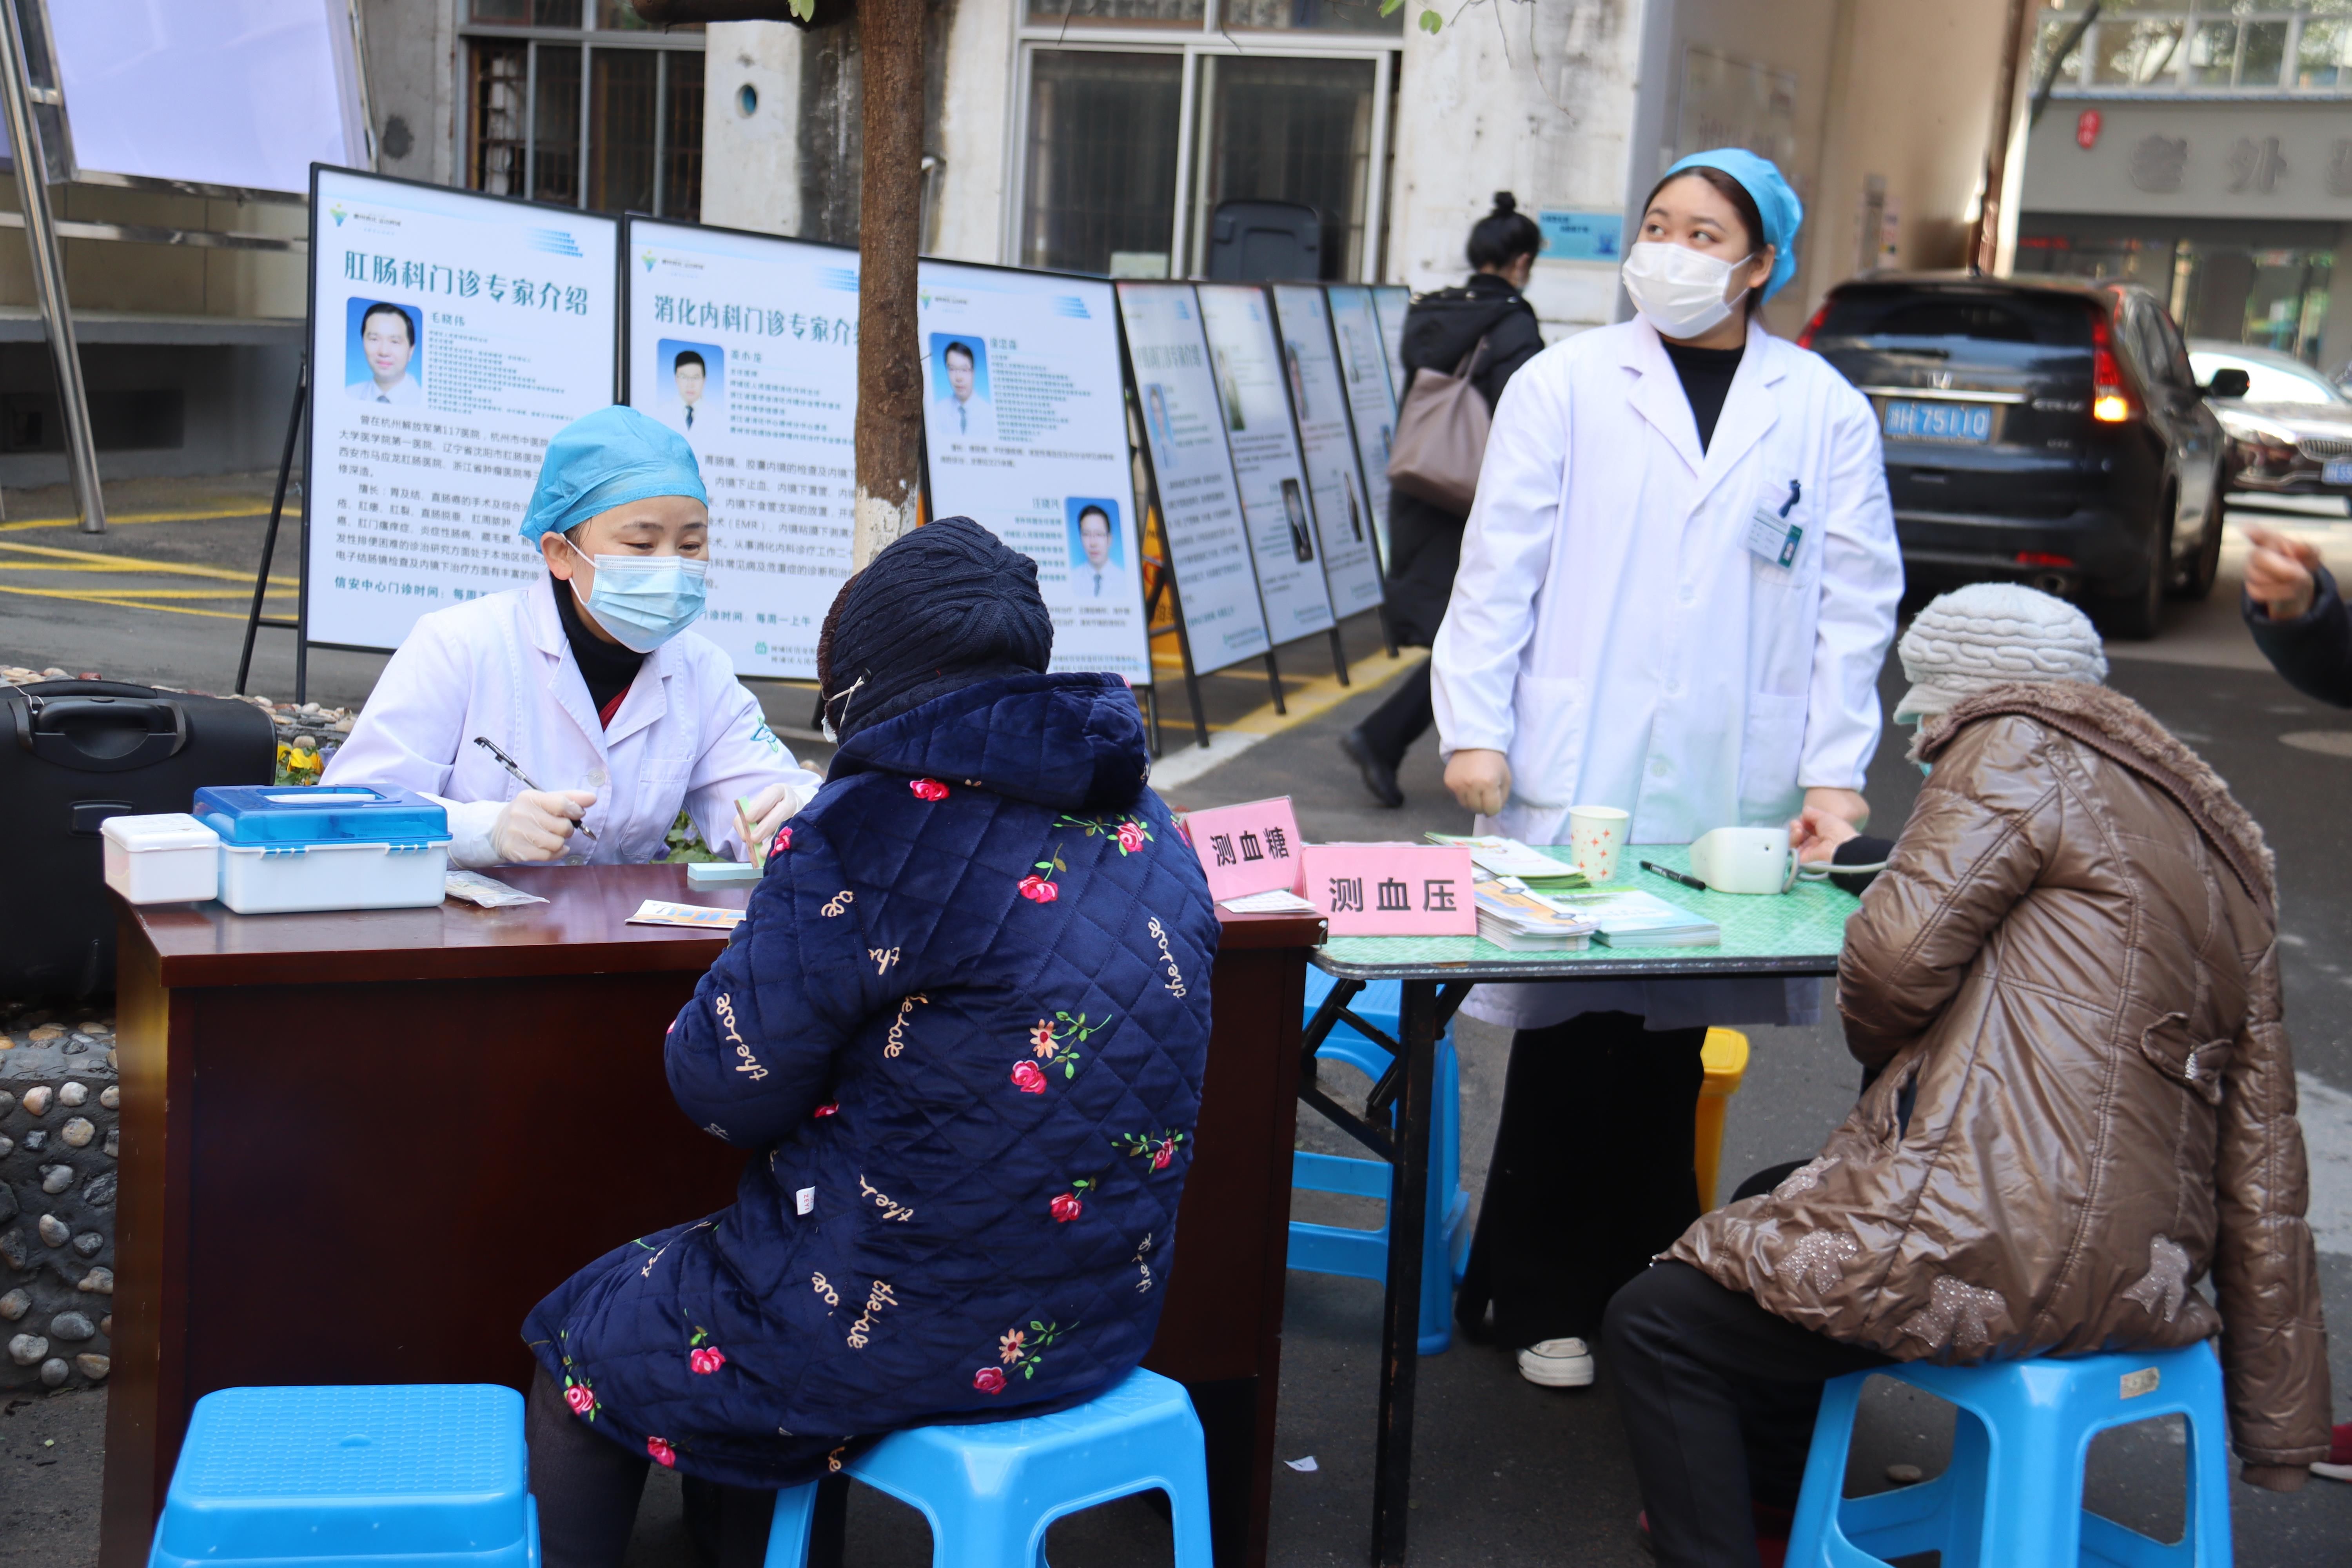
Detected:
[{"left": 702, "top": 21, "right": 804, "bottom": 237}]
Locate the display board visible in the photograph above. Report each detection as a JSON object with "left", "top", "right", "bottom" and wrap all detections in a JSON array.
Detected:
[
  {"left": 625, "top": 219, "right": 858, "bottom": 680},
  {"left": 918, "top": 261, "right": 1152, "bottom": 683},
  {"left": 1269, "top": 285, "right": 1382, "bottom": 614},
  {"left": 304, "top": 166, "right": 619, "bottom": 653},
  {"left": 47, "top": 0, "right": 368, "bottom": 195},
  {"left": 1193, "top": 285, "right": 1337, "bottom": 646},
  {"left": 1115, "top": 284, "right": 1271, "bottom": 675},
  {"left": 1372, "top": 285, "right": 1411, "bottom": 406},
  {"left": 1325, "top": 284, "right": 1400, "bottom": 563}
]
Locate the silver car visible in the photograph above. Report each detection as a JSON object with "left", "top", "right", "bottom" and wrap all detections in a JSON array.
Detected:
[{"left": 2190, "top": 339, "right": 2352, "bottom": 513}]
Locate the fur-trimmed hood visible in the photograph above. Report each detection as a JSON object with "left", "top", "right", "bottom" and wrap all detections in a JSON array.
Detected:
[{"left": 1913, "top": 680, "right": 2274, "bottom": 912}]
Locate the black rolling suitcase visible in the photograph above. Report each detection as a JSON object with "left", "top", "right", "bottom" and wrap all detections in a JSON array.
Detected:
[{"left": 0, "top": 680, "right": 276, "bottom": 1003}]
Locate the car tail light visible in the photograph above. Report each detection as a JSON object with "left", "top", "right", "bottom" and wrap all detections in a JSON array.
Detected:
[
  {"left": 1796, "top": 301, "right": 1831, "bottom": 350},
  {"left": 2090, "top": 314, "right": 2133, "bottom": 423},
  {"left": 2016, "top": 551, "right": 2075, "bottom": 569}
]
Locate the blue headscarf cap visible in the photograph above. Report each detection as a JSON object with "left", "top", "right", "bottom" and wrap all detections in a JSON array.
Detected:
[
  {"left": 517, "top": 405, "right": 708, "bottom": 544},
  {"left": 1662, "top": 148, "right": 1803, "bottom": 303}
]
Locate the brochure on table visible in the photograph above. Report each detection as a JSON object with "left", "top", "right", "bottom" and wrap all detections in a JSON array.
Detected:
[
  {"left": 1193, "top": 284, "right": 1338, "bottom": 645},
  {"left": 304, "top": 165, "right": 619, "bottom": 653},
  {"left": 1270, "top": 285, "right": 1383, "bottom": 615},
  {"left": 1370, "top": 285, "right": 1411, "bottom": 410},
  {"left": 1324, "top": 284, "right": 1401, "bottom": 564},
  {"left": 1115, "top": 283, "right": 1273, "bottom": 675},
  {"left": 917, "top": 261, "right": 1152, "bottom": 684},
  {"left": 624, "top": 219, "right": 858, "bottom": 680}
]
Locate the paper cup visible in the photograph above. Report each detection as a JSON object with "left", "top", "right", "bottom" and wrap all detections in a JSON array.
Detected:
[{"left": 1567, "top": 805, "right": 1630, "bottom": 883}]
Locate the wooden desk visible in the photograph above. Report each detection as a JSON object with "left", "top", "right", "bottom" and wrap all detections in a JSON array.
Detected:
[{"left": 106, "top": 864, "right": 1320, "bottom": 1568}]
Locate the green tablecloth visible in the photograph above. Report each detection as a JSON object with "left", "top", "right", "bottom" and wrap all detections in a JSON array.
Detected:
[{"left": 1313, "top": 842, "right": 1860, "bottom": 980}]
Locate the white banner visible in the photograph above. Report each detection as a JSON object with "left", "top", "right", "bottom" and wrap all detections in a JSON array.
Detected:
[
  {"left": 1372, "top": 285, "right": 1411, "bottom": 407},
  {"left": 626, "top": 220, "right": 858, "bottom": 680},
  {"left": 1325, "top": 284, "right": 1399, "bottom": 565},
  {"left": 1115, "top": 284, "right": 1270, "bottom": 676},
  {"left": 918, "top": 262, "right": 1152, "bottom": 684},
  {"left": 1270, "top": 285, "right": 1382, "bottom": 616},
  {"left": 305, "top": 167, "right": 618, "bottom": 652},
  {"left": 1193, "top": 285, "right": 1336, "bottom": 646}
]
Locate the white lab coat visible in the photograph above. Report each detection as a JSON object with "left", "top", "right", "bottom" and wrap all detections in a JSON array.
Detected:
[
  {"left": 1432, "top": 316, "right": 1903, "bottom": 1031},
  {"left": 322, "top": 573, "right": 821, "bottom": 869}
]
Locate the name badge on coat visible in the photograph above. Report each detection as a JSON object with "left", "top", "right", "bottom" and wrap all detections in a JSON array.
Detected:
[{"left": 1744, "top": 478, "right": 1804, "bottom": 570}]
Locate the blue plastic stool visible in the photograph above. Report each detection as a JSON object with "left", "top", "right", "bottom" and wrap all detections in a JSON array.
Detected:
[
  {"left": 1788, "top": 1342, "right": 2232, "bottom": 1567},
  {"left": 764, "top": 1367, "right": 1212, "bottom": 1568},
  {"left": 149, "top": 1385, "right": 537, "bottom": 1568},
  {"left": 1287, "top": 971, "right": 1472, "bottom": 1355}
]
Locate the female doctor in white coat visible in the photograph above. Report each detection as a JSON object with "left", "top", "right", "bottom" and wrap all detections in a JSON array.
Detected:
[
  {"left": 323, "top": 405, "right": 820, "bottom": 869},
  {"left": 1430, "top": 151, "right": 1902, "bottom": 1390}
]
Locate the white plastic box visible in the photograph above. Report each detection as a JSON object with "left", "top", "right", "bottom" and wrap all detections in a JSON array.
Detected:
[
  {"left": 193, "top": 784, "right": 452, "bottom": 915},
  {"left": 100, "top": 813, "right": 221, "bottom": 905}
]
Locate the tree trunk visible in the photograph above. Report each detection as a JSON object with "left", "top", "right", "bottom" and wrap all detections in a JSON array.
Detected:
[{"left": 851, "top": 0, "right": 924, "bottom": 567}]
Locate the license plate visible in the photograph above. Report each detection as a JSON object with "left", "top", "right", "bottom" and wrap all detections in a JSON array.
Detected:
[
  {"left": 1882, "top": 399, "right": 1994, "bottom": 443},
  {"left": 2325, "top": 459, "right": 2352, "bottom": 485}
]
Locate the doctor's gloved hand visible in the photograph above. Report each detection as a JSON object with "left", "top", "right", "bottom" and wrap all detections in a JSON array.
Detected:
[
  {"left": 491, "top": 789, "right": 598, "bottom": 863},
  {"left": 742, "top": 781, "right": 802, "bottom": 855},
  {"left": 1444, "top": 749, "right": 1512, "bottom": 817}
]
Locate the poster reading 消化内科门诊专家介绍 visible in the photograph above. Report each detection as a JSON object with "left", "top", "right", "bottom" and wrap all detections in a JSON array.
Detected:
[
  {"left": 1193, "top": 284, "right": 1337, "bottom": 646},
  {"left": 1324, "top": 284, "right": 1401, "bottom": 565},
  {"left": 1270, "top": 285, "right": 1383, "bottom": 615},
  {"left": 626, "top": 219, "right": 859, "bottom": 681},
  {"left": 1115, "top": 282, "right": 1270, "bottom": 675},
  {"left": 918, "top": 261, "right": 1153, "bottom": 686},
  {"left": 304, "top": 165, "right": 619, "bottom": 653}
]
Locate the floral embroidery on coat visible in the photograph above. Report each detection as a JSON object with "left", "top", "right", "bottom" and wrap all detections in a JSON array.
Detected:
[
  {"left": 554, "top": 1330, "right": 597, "bottom": 1420},
  {"left": 647, "top": 1436, "right": 677, "bottom": 1467},
  {"left": 1050, "top": 1177, "right": 1097, "bottom": 1223},
  {"left": 1116, "top": 1129, "right": 1186, "bottom": 1170},
  {"left": 980, "top": 1318, "right": 1075, "bottom": 1390},
  {"left": 1020, "top": 843, "right": 1067, "bottom": 903},
  {"left": 909, "top": 778, "right": 951, "bottom": 802},
  {"left": 1058, "top": 812, "right": 1155, "bottom": 856},
  {"left": 687, "top": 1325, "right": 726, "bottom": 1375}
]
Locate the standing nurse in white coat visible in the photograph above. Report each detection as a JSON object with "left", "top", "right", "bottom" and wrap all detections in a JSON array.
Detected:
[
  {"left": 323, "top": 405, "right": 820, "bottom": 869},
  {"left": 1431, "top": 151, "right": 1902, "bottom": 1390}
]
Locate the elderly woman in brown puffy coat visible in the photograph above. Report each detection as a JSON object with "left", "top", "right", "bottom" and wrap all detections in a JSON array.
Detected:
[{"left": 1604, "top": 583, "right": 2331, "bottom": 1568}]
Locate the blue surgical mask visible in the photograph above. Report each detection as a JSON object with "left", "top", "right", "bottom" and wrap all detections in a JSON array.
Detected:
[{"left": 565, "top": 538, "right": 708, "bottom": 653}]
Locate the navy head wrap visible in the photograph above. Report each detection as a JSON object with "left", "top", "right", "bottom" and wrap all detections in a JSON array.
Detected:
[{"left": 817, "top": 515, "right": 1053, "bottom": 741}]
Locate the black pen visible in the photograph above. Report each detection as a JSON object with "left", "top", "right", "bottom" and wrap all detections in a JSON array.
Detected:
[
  {"left": 472, "top": 735, "right": 597, "bottom": 841},
  {"left": 1639, "top": 858, "right": 1708, "bottom": 891}
]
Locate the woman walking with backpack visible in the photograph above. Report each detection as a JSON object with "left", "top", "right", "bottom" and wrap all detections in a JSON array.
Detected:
[{"left": 1339, "top": 194, "right": 1544, "bottom": 808}]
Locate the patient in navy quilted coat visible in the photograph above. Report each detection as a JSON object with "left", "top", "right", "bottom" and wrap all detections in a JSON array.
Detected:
[{"left": 521, "top": 517, "right": 1219, "bottom": 1564}]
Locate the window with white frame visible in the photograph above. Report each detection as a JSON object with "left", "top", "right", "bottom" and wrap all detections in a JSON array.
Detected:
[
  {"left": 461, "top": 1, "right": 705, "bottom": 218},
  {"left": 1016, "top": 0, "right": 1399, "bottom": 280},
  {"left": 2035, "top": 1, "right": 2352, "bottom": 94}
]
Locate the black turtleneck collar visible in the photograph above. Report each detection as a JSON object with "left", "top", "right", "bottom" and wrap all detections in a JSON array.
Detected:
[{"left": 552, "top": 573, "right": 645, "bottom": 723}]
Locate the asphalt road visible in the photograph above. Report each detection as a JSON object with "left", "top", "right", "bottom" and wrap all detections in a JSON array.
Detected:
[{"left": 8, "top": 489, "right": 2352, "bottom": 1565}]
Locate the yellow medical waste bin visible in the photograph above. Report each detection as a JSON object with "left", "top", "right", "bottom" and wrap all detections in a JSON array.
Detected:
[{"left": 1694, "top": 1027, "right": 1750, "bottom": 1210}]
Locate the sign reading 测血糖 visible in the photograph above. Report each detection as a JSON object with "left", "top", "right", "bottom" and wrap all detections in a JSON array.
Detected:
[
  {"left": 1301, "top": 843, "right": 1478, "bottom": 937},
  {"left": 625, "top": 220, "right": 861, "bottom": 681},
  {"left": 1181, "top": 796, "right": 1305, "bottom": 903},
  {"left": 304, "top": 165, "right": 619, "bottom": 653}
]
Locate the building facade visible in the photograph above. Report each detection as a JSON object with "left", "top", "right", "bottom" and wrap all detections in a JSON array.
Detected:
[{"left": 2018, "top": 0, "right": 2352, "bottom": 370}]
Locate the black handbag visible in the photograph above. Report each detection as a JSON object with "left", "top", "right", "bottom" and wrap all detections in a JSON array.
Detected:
[{"left": 0, "top": 680, "right": 275, "bottom": 1003}]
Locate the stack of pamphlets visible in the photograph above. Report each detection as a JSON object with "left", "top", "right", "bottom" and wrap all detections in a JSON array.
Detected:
[
  {"left": 1426, "top": 833, "right": 1588, "bottom": 891},
  {"left": 1545, "top": 887, "right": 1720, "bottom": 947},
  {"left": 1472, "top": 878, "right": 1600, "bottom": 951}
]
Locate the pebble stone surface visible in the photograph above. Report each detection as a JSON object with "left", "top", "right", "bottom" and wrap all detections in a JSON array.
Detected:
[{"left": 0, "top": 1006, "right": 116, "bottom": 1393}]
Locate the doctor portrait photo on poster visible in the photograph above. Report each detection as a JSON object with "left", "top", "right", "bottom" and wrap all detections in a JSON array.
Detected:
[
  {"left": 1065, "top": 497, "right": 1128, "bottom": 602},
  {"left": 346, "top": 299, "right": 425, "bottom": 406},
  {"left": 656, "top": 338, "right": 724, "bottom": 438},
  {"left": 927, "top": 332, "right": 996, "bottom": 445}
]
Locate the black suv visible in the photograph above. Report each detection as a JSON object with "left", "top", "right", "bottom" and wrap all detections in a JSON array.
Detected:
[{"left": 1801, "top": 274, "right": 2243, "bottom": 638}]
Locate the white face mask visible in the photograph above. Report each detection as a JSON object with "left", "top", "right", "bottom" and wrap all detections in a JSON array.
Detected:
[{"left": 1621, "top": 240, "right": 1755, "bottom": 339}]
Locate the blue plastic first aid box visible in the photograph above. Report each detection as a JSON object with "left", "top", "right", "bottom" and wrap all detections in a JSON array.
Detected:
[{"left": 192, "top": 785, "right": 452, "bottom": 915}]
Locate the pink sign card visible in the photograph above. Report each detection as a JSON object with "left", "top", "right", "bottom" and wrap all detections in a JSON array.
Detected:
[
  {"left": 1301, "top": 843, "right": 1478, "bottom": 936},
  {"left": 1180, "top": 797, "right": 1307, "bottom": 901}
]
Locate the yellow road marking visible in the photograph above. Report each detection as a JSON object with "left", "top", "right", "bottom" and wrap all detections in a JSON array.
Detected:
[
  {"left": 1153, "top": 646, "right": 1424, "bottom": 735},
  {"left": 0, "top": 538, "right": 295, "bottom": 585},
  {"left": 0, "top": 502, "right": 273, "bottom": 532},
  {"left": 0, "top": 583, "right": 261, "bottom": 620}
]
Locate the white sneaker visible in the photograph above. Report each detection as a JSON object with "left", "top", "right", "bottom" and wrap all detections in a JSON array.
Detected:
[{"left": 1516, "top": 1337, "right": 1595, "bottom": 1388}]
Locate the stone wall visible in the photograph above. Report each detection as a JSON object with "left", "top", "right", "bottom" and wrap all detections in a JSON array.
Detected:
[{"left": 0, "top": 1007, "right": 117, "bottom": 1392}]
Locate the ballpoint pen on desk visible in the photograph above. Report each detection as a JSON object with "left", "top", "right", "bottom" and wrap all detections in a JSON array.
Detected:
[
  {"left": 471, "top": 735, "right": 599, "bottom": 841},
  {"left": 1638, "top": 858, "right": 1708, "bottom": 892}
]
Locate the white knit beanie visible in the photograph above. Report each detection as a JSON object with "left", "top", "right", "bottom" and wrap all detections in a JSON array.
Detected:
[{"left": 1893, "top": 582, "right": 2108, "bottom": 722}]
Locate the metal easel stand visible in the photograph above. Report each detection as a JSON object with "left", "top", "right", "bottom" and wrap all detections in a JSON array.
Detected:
[
  {"left": 236, "top": 356, "right": 309, "bottom": 701},
  {"left": 1328, "top": 624, "right": 1351, "bottom": 687},
  {"left": 1140, "top": 502, "right": 1213, "bottom": 751},
  {"left": 0, "top": 0, "right": 102, "bottom": 534}
]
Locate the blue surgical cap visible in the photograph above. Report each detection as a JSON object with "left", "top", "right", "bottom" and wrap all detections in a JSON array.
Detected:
[
  {"left": 518, "top": 405, "right": 709, "bottom": 544},
  {"left": 1662, "top": 148, "right": 1804, "bottom": 303}
]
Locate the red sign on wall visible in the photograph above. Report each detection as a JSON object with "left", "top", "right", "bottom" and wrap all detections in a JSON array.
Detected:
[{"left": 2076, "top": 109, "right": 2103, "bottom": 150}]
